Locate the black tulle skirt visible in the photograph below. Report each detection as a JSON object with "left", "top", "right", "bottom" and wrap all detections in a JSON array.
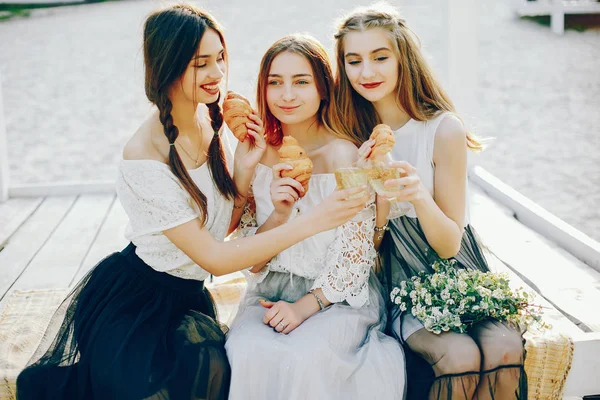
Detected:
[
  {"left": 379, "top": 216, "right": 527, "bottom": 400},
  {"left": 16, "top": 243, "right": 230, "bottom": 400}
]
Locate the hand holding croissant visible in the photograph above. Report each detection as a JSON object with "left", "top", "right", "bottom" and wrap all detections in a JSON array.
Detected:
[
  {"left": 223, "top": 91, "right": 253, "bottom": 142},
  {"left": 367, "top": 124, "right": 395, "bottom": 162},
  {"left": 278, "top": 136, "right": 313, "bottom": 198}
]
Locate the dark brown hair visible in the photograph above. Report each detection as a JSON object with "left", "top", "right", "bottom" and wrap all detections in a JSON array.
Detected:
[
  {"left": 334, "top": 3, "right": 482, "bottom": 151},
  {"left": 143, "top": 4, "right": 236, "bottom": 224},
  {"left": 256, "top": 34, "right": 361, "bottom": 147}
]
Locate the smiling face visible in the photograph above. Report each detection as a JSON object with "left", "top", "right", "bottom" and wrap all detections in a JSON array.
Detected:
[
  {"left": 265, "top": 51, "right": 321, "bottom": 127},
  {"left": 342, "top": 27, "right": 399, "bottom": 105},
  {"left": 178, "top": 28, "right": 226, "bottom": 105}
]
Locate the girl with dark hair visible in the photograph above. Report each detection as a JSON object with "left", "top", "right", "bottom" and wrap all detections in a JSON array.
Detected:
[
  {"left": 224, "top": 34, "right": 406, "bottom": 400},
  {"left": 334, "top": 3, "right": 526, "bottom": 400},
  {"left": 16, "top": 5, "right": 369, "bottom": 400}
]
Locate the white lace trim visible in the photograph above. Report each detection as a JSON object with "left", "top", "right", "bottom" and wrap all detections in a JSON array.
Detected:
[{"left": 311, "top": 202, "right": 376, "bottom": 308}]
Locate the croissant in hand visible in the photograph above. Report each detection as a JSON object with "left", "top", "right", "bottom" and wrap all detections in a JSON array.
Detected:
[
  {"left": 278, "top": 136, "right": 313, "bottom": 198},
  {"left": 368, "top": 124, "right": 395, "bottom": 162},
  {"left": 223, "top": 91, "right": 253, "bottom": 142}
]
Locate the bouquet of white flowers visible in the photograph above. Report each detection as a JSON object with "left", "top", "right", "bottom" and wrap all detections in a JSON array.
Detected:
[{"left": 390, "top": 259, "right": 546, "bottom": 334}]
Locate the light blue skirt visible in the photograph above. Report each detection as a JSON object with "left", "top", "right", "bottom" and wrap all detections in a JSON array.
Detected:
[{"left": 225, "top": 271, "right": 406, "bottom": 400}]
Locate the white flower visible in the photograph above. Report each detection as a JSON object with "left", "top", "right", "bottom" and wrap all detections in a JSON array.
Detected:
[{"left": 394, "top": 296, "right": 402, "bottom": 305}]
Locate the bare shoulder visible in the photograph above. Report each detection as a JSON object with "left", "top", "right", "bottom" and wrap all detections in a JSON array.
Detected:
[
  {"left": 435, "top": 114, "right": 467, "bottom": 147},
  {"left": 323, "top": 137, "right": 358, "bottom": 170},
  {"left": 122, "top": 113, "right": 168, "bottom": 162},
  {"left": 433, "top": 113, "right": 467, "bottom": 164}
]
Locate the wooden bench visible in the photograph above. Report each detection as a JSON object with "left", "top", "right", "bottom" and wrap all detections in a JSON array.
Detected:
[{"left": 1, "top": 185, "right": 599, "bottom": 398}]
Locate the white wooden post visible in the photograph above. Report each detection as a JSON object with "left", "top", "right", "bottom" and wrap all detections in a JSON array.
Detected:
[
  {"left": 551, "top": 1, "right": 565, "bottom": 35},
  {"left": 446, "top": 0, "right": 478, "bottom": 119},
  {"left": 0, "top": 70, "right": 8, "bottom": 202}
]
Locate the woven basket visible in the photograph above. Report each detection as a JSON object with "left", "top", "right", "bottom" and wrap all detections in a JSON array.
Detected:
[
  {"left": 0, "top": 278, "right": 247, "bottom": 400},
  {"left": 0, "top": 289, "right": 70, "bottom": 400},
  {"left": 524, "top": 331, "right": 574, "bottom": 400}
]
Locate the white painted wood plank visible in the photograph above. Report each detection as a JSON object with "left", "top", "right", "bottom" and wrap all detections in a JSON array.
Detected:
[
  {"left": 0, "top": 197, "right": 43, "bottom": 247},
  {"left": 564, "top": 332, "right": 600, "bottom": 397},
  {"left": 70, "top": 196, "right": 128, "bottom": 285},
  {"left": 9, "top": 181, "right": 115, "bottom": 198},
  {"left": 470, "top": 185, "right": 600, "bottom": 332},
  {"left": 471, "top": 166, "right": 600, "bottom": 271},
  {"left": 0, "top": 196, "right": 76, "bottom": 305},
  {"left": 11, "top": 194, "right": 113, "bottom": 291}
]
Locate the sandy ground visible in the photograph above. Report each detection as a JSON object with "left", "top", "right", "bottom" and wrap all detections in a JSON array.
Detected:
[{"left": 0, "top": 0, "right": 598, "bottom": 241}]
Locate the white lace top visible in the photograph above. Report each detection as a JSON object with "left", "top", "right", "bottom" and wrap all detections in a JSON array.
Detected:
[
  {"left": 116, "top": 136, "right": 235, "bottom": 281},
  {"left": 239, "top": 164, "right": 376, "bottom": 308}
]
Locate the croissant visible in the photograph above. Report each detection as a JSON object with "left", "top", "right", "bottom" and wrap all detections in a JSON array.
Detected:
[
  {"left": 278, "top": 136, "right": 313, "bottom": 198},
  {"left": 223, "top": 91, "right": 253, "bottom": 142},
  {"left": 368, "top": 124, "right": 395, "bottom": 161}
]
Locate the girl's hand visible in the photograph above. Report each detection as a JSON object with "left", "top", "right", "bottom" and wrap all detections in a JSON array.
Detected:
[
  {"left": 306, "top": 186, "right": 370, "bottom": 232},
  {"left": 355, "top": 139, "right": 375, "bottom": 168},
  {"left": 270, "top": 163, "right": 304, "bottom": 219},
  {"left": 260, "top": 299, "right": 310, "bottom": 335},
  {"left": 234, "top": 112, "right": 267, "bottom": 174},
  {"left": 375, "top": 193, "right": 391, "bottom": 220},
  {"left": 380, "top": 161, "right": 427, "bottom": 204}
]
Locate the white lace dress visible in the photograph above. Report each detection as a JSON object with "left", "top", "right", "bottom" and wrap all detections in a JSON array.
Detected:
[{"left": 225, "top": 164, "right": 406, "bottom": 400}]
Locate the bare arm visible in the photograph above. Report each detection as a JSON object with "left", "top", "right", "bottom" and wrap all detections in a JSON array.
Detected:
[
  {"left": 409, "top": 116, "right": 467, "bottom": 258},
  {"left": 164, "top": 185, "right": 369, "bottom": 277},
  {"left": 228, "top": 113, "right": 266, "bottom": 234}
]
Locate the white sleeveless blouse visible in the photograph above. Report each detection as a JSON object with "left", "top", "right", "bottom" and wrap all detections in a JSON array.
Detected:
[{"left": 390, "top": 112, "right": 470, "bottom": 224}]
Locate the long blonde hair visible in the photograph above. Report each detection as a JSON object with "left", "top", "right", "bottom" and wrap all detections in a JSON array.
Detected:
[
  {"left": 256, "top": 34, "right": 361, "bottom": 146},
  {"left": 334, "top": 3, "right": 482, "bottom": 151}
]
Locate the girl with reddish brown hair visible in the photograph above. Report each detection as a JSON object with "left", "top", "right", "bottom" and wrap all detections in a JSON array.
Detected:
[
  {"left": 225, "top": 33, "right": 405, "bottom": 400},
  {"left": 334, "top": 3, "right": 526, "bottom": 399},
  {"left": 16, "top": 5, "right": 368, "bottom": 399}
]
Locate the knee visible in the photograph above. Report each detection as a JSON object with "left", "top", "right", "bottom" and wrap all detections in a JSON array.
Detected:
[
  {"left": 431, "top": 338, "right": 481, "bottom": 376},
  {"left": 481, "top": 332, "right": 524, "bottom": 370}
]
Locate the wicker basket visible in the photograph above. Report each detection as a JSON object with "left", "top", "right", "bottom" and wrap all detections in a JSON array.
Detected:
[{"left": 524, "top": 331, "right": 574, "bottom": 400}]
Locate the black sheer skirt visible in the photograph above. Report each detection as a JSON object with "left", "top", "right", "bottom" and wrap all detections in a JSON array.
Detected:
[
  {"left": 379, "top": 216, "right": 527, "bottom": 400},
  {"left": 16, "top": 243, "right": 230, "bottom": 400}
]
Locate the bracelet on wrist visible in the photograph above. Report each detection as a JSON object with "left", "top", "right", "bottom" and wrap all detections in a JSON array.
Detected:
[
  {"left": 308, "top": 289, "right": 325, "bottom": 311},
  {"left": 374, "top": 223, "right": 390, "bottom": 241},
  {"left": 374, "top": 223, "right": 389, "bottom": 232}
]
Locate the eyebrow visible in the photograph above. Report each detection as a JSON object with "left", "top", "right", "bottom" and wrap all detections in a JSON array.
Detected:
[
  {"left": 267, "top": 73, "right": 313, "bottom": 78},
  {"left": 345, "top": 47, "right": 391, "bottom": 57},
  {"left": 192, "top": 49, "right": 224, "bottom": 60}
]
